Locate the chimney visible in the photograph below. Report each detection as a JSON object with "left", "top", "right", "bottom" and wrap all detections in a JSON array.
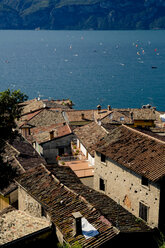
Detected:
[
  {"left": 107, "top": 105, "right": 111, "bottom": 111},
  {"left": 97, "top": 105, "right": 101, "bottom": 113},
  {"left": 72, "top": 212, "right": 82, "bottom": 236},
  {"left": 81, "top": 113, "right": 85, "bottom": 119},
  {"left": 50, "top": 131, "right": 54, "bottom": 140}
]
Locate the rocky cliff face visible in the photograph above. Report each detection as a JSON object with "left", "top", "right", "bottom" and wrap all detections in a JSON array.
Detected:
[{"left": 0, "top": 0, "right": 164, "bottom": 30}]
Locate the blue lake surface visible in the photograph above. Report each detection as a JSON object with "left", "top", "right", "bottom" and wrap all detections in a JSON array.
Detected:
[{"left": 0, "top": 30, "right": 164, "bottom": 110}]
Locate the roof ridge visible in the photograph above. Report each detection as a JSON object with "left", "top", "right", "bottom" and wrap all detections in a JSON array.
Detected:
[
  {"left": 13, "top": 155, "right": 26, "bottom": 173},
  {"left": 5, "top": 141, "right": 20, "bottom": 156},
  {"left": 41, "top": 164, "right": 96, "bottom": 211},
  {"left": 123, "top": 124, "right": 165, "bottom": 144}
]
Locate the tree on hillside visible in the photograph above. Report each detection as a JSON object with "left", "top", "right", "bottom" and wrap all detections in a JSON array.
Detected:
[
  {"left": 0, "top": 89, "right": 28, "bottom": 190},
  {"left": 0, "top": 89, "right": 28, "bottom": 137}
]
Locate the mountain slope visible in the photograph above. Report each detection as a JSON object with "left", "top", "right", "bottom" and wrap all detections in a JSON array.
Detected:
[{"left": 0, "top": 0, "right": 164, "bottom": 30}]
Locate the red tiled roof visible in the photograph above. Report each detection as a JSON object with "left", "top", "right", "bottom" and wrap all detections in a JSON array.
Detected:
[
  {"left": 95, "top": 125, "right": 165, "bottom": 182},
  {"left": 65, "top": 109, "right": 112, "bottom": 123},
  {"left": 74, "top": 122, "right": 107, "bottom": 157},
  {"left": 32, "top": 123, "right": 72, "bottom": 144}
]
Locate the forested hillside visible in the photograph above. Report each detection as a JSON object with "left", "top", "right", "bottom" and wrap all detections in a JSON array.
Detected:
[{"left": 0, "top": 0, "right": 164, "bottom": 30}]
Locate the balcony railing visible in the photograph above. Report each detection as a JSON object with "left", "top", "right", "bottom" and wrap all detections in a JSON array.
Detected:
[{"left": 59, "top": 155, "right": 80, "bottom": 162}]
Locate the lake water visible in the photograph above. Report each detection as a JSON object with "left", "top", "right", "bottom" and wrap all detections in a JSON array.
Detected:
[{"left": 0, "top": 30, "right": 165, "bottom": 110}]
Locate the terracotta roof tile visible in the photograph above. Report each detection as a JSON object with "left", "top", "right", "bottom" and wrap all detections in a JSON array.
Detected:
[
  {"left": 22, "top": 164, "right": 150, "bottom": 234},
  {"left": 0, "top": 207, "right": 51, "bottom": 245},
  {"left": 27, "top": 109, "right": 65, "bottom": 127},
  {"left": 32, "top": 123, "right": 72, "bottom": 144},
  {"left": 73, "top": 122, "right": 107, "bottom": 157},
  {"left": 0, "top": 132, "right": 46, "bottom": 194},
  {"left": 16, "top": 165, "right": 118, "bottom": 247},
  {"left": 20, "top": 99, "right": 69, "bottom": 116},
  {"left": 64, "top": 109, "right": 112, "bottom": 123},
  {"left": 101, "top": 108, "right": 156, "bottom": 124},
  {"left": 95, "top": 125, "right": 165, "bottom": 182}
]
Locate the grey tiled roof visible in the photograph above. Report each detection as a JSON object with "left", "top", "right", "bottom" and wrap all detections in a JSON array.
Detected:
[{"left": 16, "top": 165, "right": 118, "bottom": 248}]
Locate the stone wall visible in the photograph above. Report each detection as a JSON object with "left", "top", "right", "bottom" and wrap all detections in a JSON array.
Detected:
[
  {"left": 80, "top": 176, "right": 94, "bottom": 189},
  {"left": 94, "top": 152, "right": 160, "bottom": 228},
  {"left": 18, "top": 187, "right": 42, "bottom": 218}
]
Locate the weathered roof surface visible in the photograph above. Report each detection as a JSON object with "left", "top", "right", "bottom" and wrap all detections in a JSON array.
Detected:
[
  {"left": 44, "top": 99, "right": 73, "bottom": 108},
  {"left": 17, "top": 109, "right": 42, "bottom": 128},
  {"left": 32, "top": 123, "right": 72, "bottom": 144},
  {"left": 101, "top": 110, "right": 133, "bottom": 124},
  {"left": 20, "top": 99, "right": 69, "bottom": 116},
  {"left": 101, "top": 123, "right": 119, "bottom": 133},
  {"left": 45, "top": 165, "right": 151, "bottom": 233},
  {"left": 0, "top": 132, "right": 46, "bottom": 195},
  {"left": 132, "top": 108, "right": 156, "bottom": 120},
  {"left": 16, "top": 165, "right": 118, "bottom": 248},
  {"left": 64, "top": 109, "right": 112, "bottom": 123},
  {"left": 95, "top": 125, "right": 165, "bottom": 182},
  {"left": 74, "top": 122, "right": 107, "bottom": 157},
  {"left": 0, "top": 207, "right": 51, "bottom": 245},
  {"left": 26, "top": 108, "right": 65, "bottom": 127},
  {"left": 101, "top": 108, "right": 156, "bottom": 124}
]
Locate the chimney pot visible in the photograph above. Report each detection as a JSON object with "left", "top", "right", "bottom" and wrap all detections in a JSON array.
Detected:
[
  {"left": 97, "top": 105, "right": 101, "bottom": 113},
  {"left": 50, "top": 131, "right": 54, "bottom": 140},
  {"left": 107, "top": 105, "right": 111, "bottom": 111},
  {"left": 72, "top": 212, "right": 82, "bottom": 236}
]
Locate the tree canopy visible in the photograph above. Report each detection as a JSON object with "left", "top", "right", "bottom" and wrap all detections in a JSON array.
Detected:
[
  {"left": 0, "top": 89, "right": 28, "bottom": 136},
  {"left": 0, "top": 89, "right": 28, "bottom": 190}
]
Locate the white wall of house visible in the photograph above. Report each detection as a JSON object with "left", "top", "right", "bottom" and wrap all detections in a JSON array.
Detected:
[
  {"left": 88, "top": 153, "right": 94, "bottom": 166},
  {"left": 33, "top": 142, "right": 43, "bottom": 156},
  {"left": 77, "top": 139, "right": 95, "bottom": 166},
  {"left": 80, "top": 142, "right": 87, "bottom": 157},
  {"left": 94, "top": 152, "right": 160, "bottom": 228}
]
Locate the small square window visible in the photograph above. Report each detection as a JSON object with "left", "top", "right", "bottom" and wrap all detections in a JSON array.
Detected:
[
  {"left": 141, "top": 176, "right": 148, "bottom": 187},
  {"left": 120, "top": 116, "right": 124, "bottom": 121},
  {"left": 139, "top": 202, "right": 148, "bottom": 222},
  {"left": 101, "top": 153, "right": 106, "bottom": 163},
  {"left": 99, "top": 178, "right": 105, "bottom": 191}
]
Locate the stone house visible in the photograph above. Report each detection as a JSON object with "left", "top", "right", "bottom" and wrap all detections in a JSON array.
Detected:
[
  {"left": 15, "top": 164, "right": 156, "bottom": 248},
  {"left": 0, "top": 132, "right": 46, "bottom": 211},
  {"left": 18, "top": 108, "right": 66, "bottom": 140},
  {"left": 101, "top": 108, "right": 156, "bottom": 128},
  {"left": 94, "top": 125, "right": 165, "bottom": 230},
  {"left": 62, "top": 105, "right": 112, "bottom": 129},
  {"left": 31, "top": 123, "right": 74, "bottom": 164}
]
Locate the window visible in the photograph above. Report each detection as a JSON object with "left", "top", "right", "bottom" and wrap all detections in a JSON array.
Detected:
[
  {"left": 139, "top": 202, "right": 148, "bottom": 222},
  {"left": 99, "top": 178, "right": 105, "bottom": 191},
  {"left": 141, "top": 176, "right": 149, "bottom": 187},
  {"left": 120, "top": 116, "right": 124, "bottom": 121},
  {"left": 59, "top": 147, "right": 64, "bottom": 156},
  {"left": 101, "top": 153, "right": 106, "bottom": 163},
  {"left": 41, "top": 207, "right": 46, "bottom": 217}
]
